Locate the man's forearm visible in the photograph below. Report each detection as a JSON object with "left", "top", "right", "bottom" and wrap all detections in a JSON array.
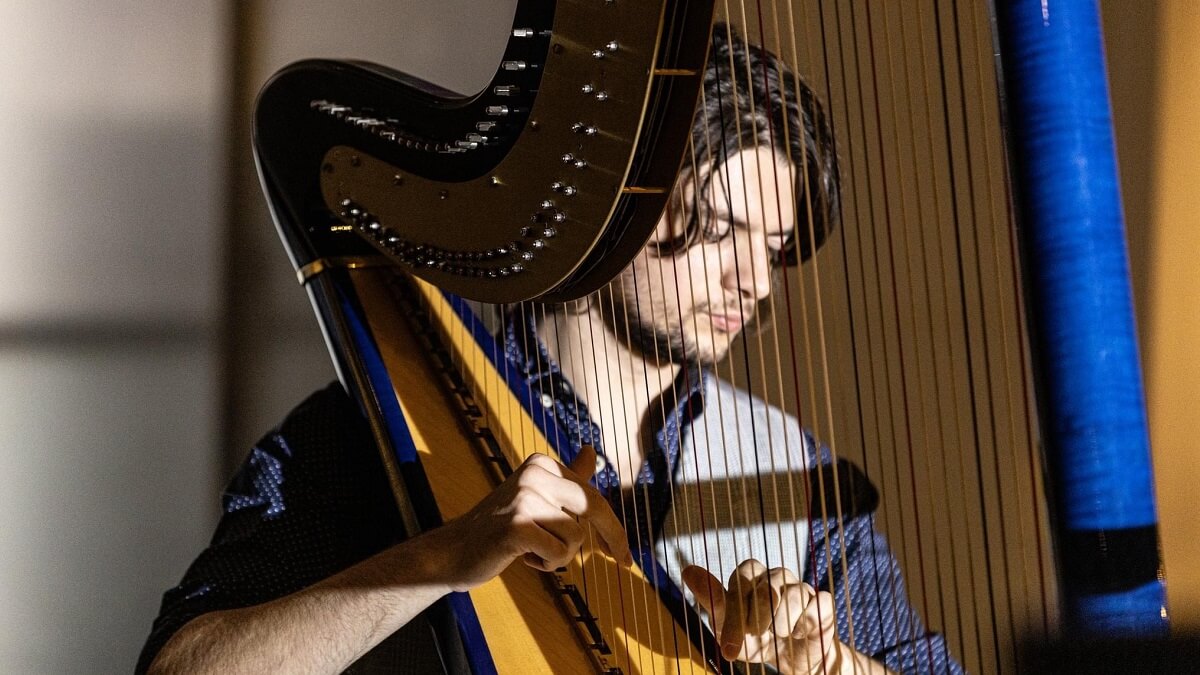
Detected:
[{"left": 147, "top": 527, "right": 458, "bottom": 675}]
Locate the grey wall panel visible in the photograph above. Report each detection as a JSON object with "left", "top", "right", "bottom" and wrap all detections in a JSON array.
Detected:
[
  {"left": 0, "top": 344, "right": 216, "bottom": 672},
  {"left": 0, "top": 1, "right": 228, "bottom": 670},
  {"left": 0, "top": 1, "right": 228, "bottom": 326}
]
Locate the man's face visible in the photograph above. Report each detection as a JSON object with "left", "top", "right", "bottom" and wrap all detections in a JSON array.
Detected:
[{"left": 608, "top": 147, "right": 798, "bottom": 366}]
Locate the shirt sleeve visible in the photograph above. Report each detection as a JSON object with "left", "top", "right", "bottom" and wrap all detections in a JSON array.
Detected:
[
  {"left": 803, "top": 443, "right": 964, "bottom": 674},
  {"left": 135, "top": 383, "right": 403, "bottom": 674}
]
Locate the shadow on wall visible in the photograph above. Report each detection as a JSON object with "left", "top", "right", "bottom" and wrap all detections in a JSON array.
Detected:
[{"left": 0, "top": 119, "right": 221, "bottom": 670}]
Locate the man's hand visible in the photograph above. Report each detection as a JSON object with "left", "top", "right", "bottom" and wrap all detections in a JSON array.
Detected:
[
  {"left": 433, "top": 446, "right": 632, "bottom": 593},
  {"left": 684, "top": 559, "right": 881, "bottom": 675}
]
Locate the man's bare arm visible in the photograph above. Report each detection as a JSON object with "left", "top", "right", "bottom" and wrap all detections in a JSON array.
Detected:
[
  {"left": 148, "top": 448, "right": 629, "bottom": 675},
  {"left": 148, "top": 525, "right": 458, "bottom": 674}
]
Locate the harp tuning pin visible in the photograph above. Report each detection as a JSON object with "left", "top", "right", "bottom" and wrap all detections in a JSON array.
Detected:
[
  {"left": 476, "top": 121, "right": 497, "bottom": 132},
  {"left": 550, "top": 181, "right": 564, "bottom": 192},
  {"left": 591, "top": 49, "right": 605, "bottom": 59},
  {"left": 540, "top": 199, "right": 554, "bottom": 209},
  {"left": 494, "top": 85, "right": 519, "bottom": 96},
  {"left": 561, "top": 153, "right": 575, "bottom": 164},
  {"left": 542, "top": 227, "right": 557, "bottom": 238},
  {"left": 605, "top": 41, "right": 619, "bottom": 53},
  {"left": 580, "top": 84, "right": 595, "bottom": 95},
  {"left": 501, "top": 60, "right": 527, "bottom": 71},
  {"left": 485, "top": 105, "right": 510, "bottom": 116},
  {"left": 512, "top": 28, "right": 535, "bottom": 38},
  {"left": 573, "top": 159, "right": 588, "bottom": 169},
  {"left": 552, "top": 211, "right": 567, "bottom": 223},
  {"left": 562, "top": 185, "right": 578, "bottom": 196},
  {"left": 594, "top": 91, "right": 609, "bottom": 102}
]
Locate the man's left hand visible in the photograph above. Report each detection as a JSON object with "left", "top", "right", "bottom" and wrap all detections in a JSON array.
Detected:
[{"left": 682, "top": 559, "right": 840, "bottom": 675}]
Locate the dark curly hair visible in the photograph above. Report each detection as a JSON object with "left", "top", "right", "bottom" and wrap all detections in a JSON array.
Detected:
[{"left": 655, "top": 22, "right": 840, "bottom": 265}]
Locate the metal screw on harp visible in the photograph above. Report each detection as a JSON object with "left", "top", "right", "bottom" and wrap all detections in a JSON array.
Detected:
[{"left": 336, "top": 198, "right": 531, "bottom": 279}]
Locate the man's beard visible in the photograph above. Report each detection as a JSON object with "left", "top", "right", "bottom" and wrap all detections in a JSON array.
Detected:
[{"left": 612, "top": 305, "right": 730, "bottom": 367}]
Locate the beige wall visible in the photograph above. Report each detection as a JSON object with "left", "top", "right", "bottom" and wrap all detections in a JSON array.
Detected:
[
  {"left": 1140, "top": 1, "right": 1200, "bottom": 629},
  {"left": 0, "top": 1, "right": 228, "bottom": 670}
]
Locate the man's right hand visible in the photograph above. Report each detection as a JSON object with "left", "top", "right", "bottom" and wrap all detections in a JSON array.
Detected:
[{"left": 429, "top": 446, "right": 632, "bottom": 593}]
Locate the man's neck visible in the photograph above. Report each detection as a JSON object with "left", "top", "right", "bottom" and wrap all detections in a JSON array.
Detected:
[{"left": 534, "top": 305, "right": 681, "bottom": 485}]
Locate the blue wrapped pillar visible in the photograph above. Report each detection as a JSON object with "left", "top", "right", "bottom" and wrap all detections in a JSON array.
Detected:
[{"left": 995, "top": 0, "right": 1168, "bottom": 637}]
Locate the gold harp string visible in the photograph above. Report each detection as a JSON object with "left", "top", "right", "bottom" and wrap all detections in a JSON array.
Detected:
[
  {"left": 598, "top": 284, "right": 657, "bottom": 673},
  {"left": 636, "top": 190, "right": 696, "bottom": 666},
  {"left": 851, "top": 0, "right": 935, "bottom": 653},
  {"left": 718, "top": 4, "right": 796, "bottom": 666},
  {"left": 957, "top": 0, "right": 1056, "bottom": 657},
  {"left": 685, "top": 15, "right": 757, "bottom": 656},
  {"left": 907, "top": 0, "right": 984, "bottom": 658},
  {"left": 561, "top": 296, "right": 624, "bottom": 663},
  {"left": 888, "top": 0, "right": 961, "bottom": 650},
  {"left": 827, "top": 0, "right": 916, "bottom": 642},
  {"left": 679, "top": 135, "right": 722, "bottom": 668},
  {"left": 772, "top": 0, "right": 867, "bottom": 654},
  {"left": 649, "top": 181, "right": 709, "bottom": 667},
  {"left": 712, "top": 10, "right": 767, "bottom": 655},
  {"left": 540, "top": 305, "right": 590, "bottom": 642},
  {"left": 615, "top": 269, "right": 675, "bottom": 669},
  {"left": 877, "top": 2, "right": 963, "bottom": 658},
  {"left": 683, "top": 90, "right": 742, "bottom": 668},
  {"left": 918, "top": 1, "right": 1013, "bottom": 666},
  {"left": 739, "top": 3, "right": 844, "bottom": 667},
  {"left": 737, "top": 0, "right": 830, "bottom": 664},
  {"left": 579, "top": 294, "right": 640, "bottom": 670},
  {"left": 958, "top": 0, "right": 1054, "bottom": 636}
]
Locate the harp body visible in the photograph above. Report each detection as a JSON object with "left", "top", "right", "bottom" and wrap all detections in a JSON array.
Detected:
[{"left": 254, "top": 0, "right": 1167, "bottom": 672}]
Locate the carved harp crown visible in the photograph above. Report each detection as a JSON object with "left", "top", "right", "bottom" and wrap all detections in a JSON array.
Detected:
[{"left": 256, "top": 0, "right": 716, "bottom": 304}]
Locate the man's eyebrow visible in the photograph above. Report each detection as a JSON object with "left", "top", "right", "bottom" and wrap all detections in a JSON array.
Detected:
[{"left": 713, "top": 211, "right": 795, "bottom": 238}]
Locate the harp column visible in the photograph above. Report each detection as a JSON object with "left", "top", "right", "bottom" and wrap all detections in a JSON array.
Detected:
[{"left": 996, "top": 0, "right": 1169, "bottom": 637}]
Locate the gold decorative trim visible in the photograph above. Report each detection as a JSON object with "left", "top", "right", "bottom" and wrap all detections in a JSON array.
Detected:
[
  {"left": 653, "top": 68, "right": 698, "bottom": 76},
  {"left": 621, "top": 186, "right": 668, "bottom": 194},
  {"left": 296, "top": 256, "right": 394, "bottom": 284}
]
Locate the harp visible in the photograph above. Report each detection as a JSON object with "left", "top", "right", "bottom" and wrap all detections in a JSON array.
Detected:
[{"left": 252, "top": 0, "right": 1167, "bottom": 672}]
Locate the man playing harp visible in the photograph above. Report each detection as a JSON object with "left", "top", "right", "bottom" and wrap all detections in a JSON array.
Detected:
[{"left": 140, "top": 26, "right": 960, "bottom": 675}]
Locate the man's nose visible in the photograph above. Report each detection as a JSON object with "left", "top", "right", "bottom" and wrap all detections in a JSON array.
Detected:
[{"left": 722, "top": 233, "right": 772, "bottom": 301}]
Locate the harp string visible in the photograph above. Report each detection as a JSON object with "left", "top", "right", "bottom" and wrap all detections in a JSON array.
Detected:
[
  {"left": 709, "top": 13, "right": 778, "bottom": 666},
  {"left": 768, "top": 0, "right": 861, "bottom": 657},
  {"left": 599, "top": 283, "right": 655, "bottom": 672},
  {"left": 894, "top": 0, "right": 965, "bottom": 661},
  {"left": 953, "top": 0, "right": 1054, "bottom": 639},
  {"left": 620, "top": 272, "right": 677, "bottom": 669},
  {"left": 813, "top": 0, "right": 909, "bottom": 652},
  {"left": 913, "top": 0, "right": 974, "bottom": 659},
  {"left": 650, "top": 186, "right": 706, "bottom": 667},
  {"left": 738, "top": 2, "right": 827, "bottom": 666},
  {"left": 680, "top": 141, "right": 723, "bottom": 668}
]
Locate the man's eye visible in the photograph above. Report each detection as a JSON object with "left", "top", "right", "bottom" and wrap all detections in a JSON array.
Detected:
[{"left": 703, "top": 219, "right": 732, "bottom": 241}]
